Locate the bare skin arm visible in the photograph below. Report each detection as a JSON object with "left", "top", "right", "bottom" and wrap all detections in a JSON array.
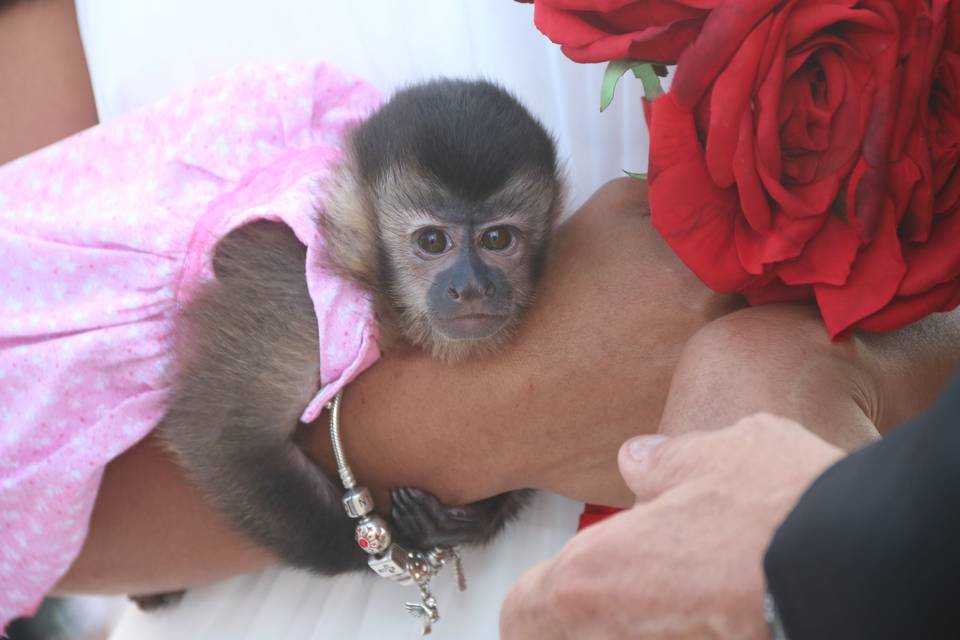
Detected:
[
  {"left": 67, "top": 179, "right": 960, "bottom": 598},
  {"left": 58, "top": 178, "right": 739, "bottom": 596},
  {"left": 9, "top": 0, "right": 959, "bottom": 601},
  {"left": 0, "top": 0, "right": 97, "bottom": 164},
  {"left": 659, "top": 303, "right": 960, "bottom": 449}
]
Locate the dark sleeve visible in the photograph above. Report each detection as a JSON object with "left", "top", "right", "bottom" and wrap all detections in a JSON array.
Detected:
[{"left": 763, "top": 372, "right": 960, "bottom": 640}]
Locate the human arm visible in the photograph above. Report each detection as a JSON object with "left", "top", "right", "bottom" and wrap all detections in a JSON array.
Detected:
[
  {"left": 501, "top": 371, "right": 960, "bottom": 639},
  {"left": 56, "top": 177, "right": 739, "bottom": 596},
  {"left": 0, "top": 0, "right": 97, "bottom": 165},
  {"left": 659, "top": 304, "right": 960, "bottom": 450},
  {"left": 65, "top": 181, "right": 959, "bottom": 599}
]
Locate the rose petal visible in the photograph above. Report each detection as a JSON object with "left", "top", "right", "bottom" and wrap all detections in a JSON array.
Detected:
[
  {"left": 786, "top": 3, "right": 887, "bottom": 51},
  {"left": 672, "top": 0, "right": 785, "bottom": 109},
  {"left": 856, "top": 280, "right": 960, "bottom": 332},
  {"left": 648, "top": 94, "right": 754, "bottom": 291},
  {"left": 933, "top": 146, "right": 960, "bottom": 214},
  {"left": 814, "top": 201, "right": 906, "bottom": 337},
  {"left": 885, "top": 151, "right": 924, "bottom": 225},
  {"left": 852, "top": 161, "right": 890, "bottom": 240},
  {"left": 538, "top": 0, "right": 649, "bottom": 11},
  {"left": 564, "top": 18, "right": 709, "bottom": 63},
  {"left": 744, "top": 279, "right": 814, "bottom": 304},
  {"left": 900, "top": 128, "right": 935, "bottom": 241},
  {"left": 851, "top": 3, "right": 901, "bottom": 240},
  {"left": 889, "top": 11, "right": 935, "bottom": 159},
  {"left": 534, "top": 0, "right": 718, "bottom": 64},
  {"left": 899, "top": 204, "right": 960, "bottom": 296},
  {"left": 813, "top": 49, "right": 866, "bottom": 180},
  {"left": 759, "top": 162, "right": 841, "bottom": 218},
  {"left": 733, "top": 109, "right": 773, "bottom": 232},
  {"left": 754, "top": 34, "right": 786, "bottom": 183},
  {"left": 775, "top": 212, "right": 862, "bottom": 286},
  {"left": 706, "top": 14, "right": 772, "bottom": 188},
  {"left": 735, "top": 208, "right": 824, "bottom": 274}
]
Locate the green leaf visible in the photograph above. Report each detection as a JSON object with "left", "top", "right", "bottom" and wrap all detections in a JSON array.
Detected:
[
  {"left": 600, "top": 60, "right": 653, "bottom": 112},
  {"left": 623, "top": 170, "right": 647, "bottom": 180}
]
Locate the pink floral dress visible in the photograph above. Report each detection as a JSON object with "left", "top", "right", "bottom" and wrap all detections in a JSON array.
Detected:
[{"left": 0, "top": 64, "right": 382, "bottom": 628}]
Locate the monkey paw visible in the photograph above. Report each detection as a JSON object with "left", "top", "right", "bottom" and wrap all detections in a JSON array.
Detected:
[{"left": 390, "top": 487, "right": 501, "bottom": 549}]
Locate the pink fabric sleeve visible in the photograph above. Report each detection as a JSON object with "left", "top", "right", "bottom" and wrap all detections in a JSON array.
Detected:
[{"left": 0, "top": 63, "right": 380, "bottom": 629}]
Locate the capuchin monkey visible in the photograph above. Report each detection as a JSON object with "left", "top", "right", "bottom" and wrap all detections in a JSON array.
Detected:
[{"left": 137, "top": 80, "right": 563, "bottom": 606}]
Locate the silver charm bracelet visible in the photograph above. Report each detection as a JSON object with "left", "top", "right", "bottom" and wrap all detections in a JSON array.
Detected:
[{"left": 326, "top": 390, "right": 466, "bottom": 636}]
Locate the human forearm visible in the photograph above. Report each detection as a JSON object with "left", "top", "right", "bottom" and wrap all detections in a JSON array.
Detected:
[
  {"left": 658, "top": 302, "right": 960, "bottom": 450},
  {"left": 0, "top": 0, "right": 97, "bottom": 164},
  {"left": 858, "top": 311, "right": 960, "bottom": 432},
  {"left": 59, "top": 179, "right": 734, "bottom": 595},
  {"left": 54, "top": 434, "right": 273, "bottom": 596}
]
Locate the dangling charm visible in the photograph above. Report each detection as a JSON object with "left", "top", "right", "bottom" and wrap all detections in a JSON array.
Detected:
[{"left": 404, "top": 584, "right": 440, "bottom": 636}]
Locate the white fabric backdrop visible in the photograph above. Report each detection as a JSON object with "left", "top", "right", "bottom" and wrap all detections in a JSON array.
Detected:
[
  {"left": 75, "top": 0, "right": 650, "bottom": 211},
  {"left": 74, "top": 2, "right": 650, "bottom": 638}
]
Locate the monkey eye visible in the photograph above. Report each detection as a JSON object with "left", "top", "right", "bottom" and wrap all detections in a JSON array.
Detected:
[
  {"left": 480, "top": 227, "right": 513, "bottom": 251},
  {"left": 417, "top": 228, "right": 449, "bottom": 254}
]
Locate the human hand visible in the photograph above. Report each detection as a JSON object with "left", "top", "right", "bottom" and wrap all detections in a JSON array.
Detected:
[{"left": 500, "top": 413, "right": 843, "bottom": 639}]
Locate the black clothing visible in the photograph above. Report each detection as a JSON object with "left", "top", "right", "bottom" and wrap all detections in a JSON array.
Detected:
[{"left": 764, "top": 373, "right": 960, "bottom": 639}]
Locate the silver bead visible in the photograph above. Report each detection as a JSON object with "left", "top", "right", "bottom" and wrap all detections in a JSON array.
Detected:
[
  {"left": 355, "top": 515, "right": 392, "bottom": 555},
  {"left": 342, "top": 487, "right": 374, "bottom": 518},
  {"left": 406, "top": 553, "right": 431, "bottom": 583},
  {"left": 369, "top": 543, "right": 415, "bottom": 585}
]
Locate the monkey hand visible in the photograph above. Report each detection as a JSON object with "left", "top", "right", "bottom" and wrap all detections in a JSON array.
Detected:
[{"left": 390, "top": 487, "right": 530, "bottom": 549}]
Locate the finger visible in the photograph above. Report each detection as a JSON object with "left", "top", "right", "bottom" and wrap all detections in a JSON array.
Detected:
[
  {"left": 617, "top": 434, "right": 676, "bottom": 503},
  {"left": 500, "top": 561, "right": 569, "bottom": 640}
]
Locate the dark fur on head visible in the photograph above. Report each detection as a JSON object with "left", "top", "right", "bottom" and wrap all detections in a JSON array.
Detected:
[{"left": 321, "top": 79, "right": 565, "bottom": 361}]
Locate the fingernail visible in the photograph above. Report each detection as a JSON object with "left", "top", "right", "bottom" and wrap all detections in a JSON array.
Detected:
[{"left": 628, "top": 435, "right": 669, "bottom": 463}]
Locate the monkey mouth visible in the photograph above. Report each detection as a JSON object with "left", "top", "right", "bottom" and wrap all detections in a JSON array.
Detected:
[{"left": 438, "top": 313, "right": 509, "bottom": 340}]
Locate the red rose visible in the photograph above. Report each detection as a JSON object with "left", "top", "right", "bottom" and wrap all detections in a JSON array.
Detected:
[
  {"left": 530, "top": 0, "right": 716, "bottom": 65},
  {"left": 857, "top": 1, "right": 960, "bottom": 332},
  {"left": 647, "top": 0, "right": 960, "bottom": 337}
]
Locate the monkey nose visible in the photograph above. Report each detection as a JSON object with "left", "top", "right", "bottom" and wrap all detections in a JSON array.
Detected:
[{"left": 448, "top": 282, "right": 495, "bottom": 301}]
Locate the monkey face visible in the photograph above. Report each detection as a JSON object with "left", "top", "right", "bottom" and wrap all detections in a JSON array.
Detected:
[
  {"left": 414, "top": 221, "right": 520, "bottom": 340},
  {"left": 374, "top": 171, "right": 558, "bottom": 361},
  {"left": 322, "top": 79, "right": 567, "bottom": 361}
]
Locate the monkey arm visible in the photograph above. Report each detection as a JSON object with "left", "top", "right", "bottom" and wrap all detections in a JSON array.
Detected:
[{"left": 157, "top": 222, "right": 365, "bottom": 575}]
